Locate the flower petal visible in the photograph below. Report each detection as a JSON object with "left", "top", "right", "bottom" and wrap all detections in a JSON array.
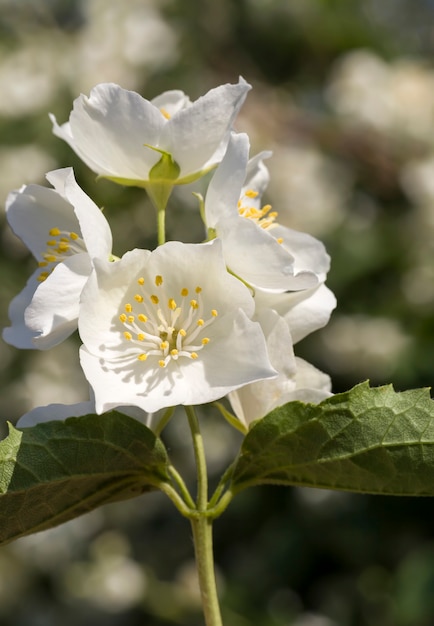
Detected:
[
  {"left": 151, "top": 90, "right": 191, "bottom": 116},
  {"left": 205, "top": 132, "right": 249, "bottom": 228},
  {"left": 80, "top": 309, "right": 275, "bottom": 414},
  {"left": 255, "top": 284, "right": 337, "bottom": 344},
  {"left": 218, "top": 216, "right": 318, "bottom": 291},
  {"left": 2, "top": 272, "right": 41, "bottom": 349},
  {"left": 25, "top": 254, "right": 92, "bottom": 349},
  {"left": 51, "top": 83, "right": 165, "bottom": 180},
  {"left": 228, "top": 309, "right": 297, "bottom": 426},
  {"left": 163, "top": 78, "right": 251, "bottom": 178},
  {"left": 47, "top": 168, "right": 113, "bottom": 260},
  {"left": 16, "top": 400, "right": 151, "bottom": 429},
  {"left": 270, "top": 224, "right": 330, "bottom": 279},
  {"left": 5, "top": 181, "right": 79, "bottom": 260},
  {"left": 17, "top": 401, "right": 95, "bottom": 428}
]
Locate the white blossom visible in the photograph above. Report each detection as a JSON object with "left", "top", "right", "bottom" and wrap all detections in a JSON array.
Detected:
[
  {"left": 50, "top": 80, "right": 251, "bottom": 208},
  {"left": 78, "top": 239, "right": 276, "bottom": 414},
  {"left": 3, "top": 168, "right": 113, "bottom": 350},
  {"left": 204, "top": 132, "right": 330, "bottom": 292}
]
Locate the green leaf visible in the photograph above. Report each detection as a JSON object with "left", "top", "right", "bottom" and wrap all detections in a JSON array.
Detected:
[
  {"left": 231, "top": 382, "right": 434, "bottom": 496},
  {"left": 0, "top": 412, "right": 170, "bottom": 545}
]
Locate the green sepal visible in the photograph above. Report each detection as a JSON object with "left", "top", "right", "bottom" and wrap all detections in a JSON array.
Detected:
[
  {"left": 231, "top": 382, "right": 434, "bottom": 496},
  {"left": 145, "top": 146, "right": 180, "bottom": 212},
  {"left": 0, "top": 412, "right": 170, "bottom": 545}
]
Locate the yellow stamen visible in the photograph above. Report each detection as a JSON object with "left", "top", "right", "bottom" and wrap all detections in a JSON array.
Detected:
[
  {"left": 160, "top": 107, "right": 171, "bottom": 120},
  {"left": 138, "top": 314, "right": 148, "bottom": 323},
  {"left": 125, "top": 303, "right": 133, "bottom": 313},
  {"left": 190, "top": 352, "right": 198, "bottom": 359},
  {"left": 138, "top": 353, "right": 148, "bottom": 361},
  {"left": 49, "top": 227, "right": 60, "bottom": 236},
  {"left": 201, "top": 337, "right": 210, "bottom": 345},
  {"left": 190, "top": 299, "right": 198, "bottom": 309},
  {"left": 168, "top": 298, "right": 177, "bottom": 310},
  {"left": 124, "top": 331, "right": 132, "bottom": 340},
  {"left": 119, "top": 313, "right": 127, "bottom": 323},
  {"left": 181, "top": 288, "right": 189, "bottom": 297},
  {"left": 134, "top": 294, "right": 144, "bottom": 303},
  {"left": 155, "top": 275, "right": 163, "bottom": 286},
  {"left": 211, "top": 309, "right": 218, "bottom": 317},
  {"left": 151, "top": 295, "right": 159, "bottom": 305},
  {"left": 137, "top": 277, "right": 145, "bottom": 285}
]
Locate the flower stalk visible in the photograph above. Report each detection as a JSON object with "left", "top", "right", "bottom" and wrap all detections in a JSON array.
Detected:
[
  {"left": 186, "top": 405, "right": 223, "bottom": 625},
  {"left": 191, "top": 515, "right": 223, "bottom": 626}
]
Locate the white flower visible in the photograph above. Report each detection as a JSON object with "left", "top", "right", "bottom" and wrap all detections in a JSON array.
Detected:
[
  {"left": 204, "top": 132, "right": 331, "bottom": 292},
  {"left": 2, "top": 168, "right": 113, "bottom": 350},
  {"left": 228, "top": 283, "right": 336, "bottom": 428},
  {"left": 16, "top": 400, "right": 156, "bottom": 431},
  {"left": 50, "top": 79, "right": 251, "bottom": 209},
  {"left": 78, "top": 239, "right": 276, "bottom": 414},
  {"left": 253, "top": 283, "right": 337, "bottom": 344},
  {"left": 228, "top": 309, "right": 332, "bottom": 429}
]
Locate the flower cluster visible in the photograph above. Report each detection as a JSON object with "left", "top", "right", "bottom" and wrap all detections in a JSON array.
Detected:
[{"left": 3, "top": 79, "right": 336, "bottom": 433}]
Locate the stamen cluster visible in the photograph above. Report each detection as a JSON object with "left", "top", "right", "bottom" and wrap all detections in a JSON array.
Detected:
[
  {"left": 38, "top": 227, "right": 85, "bottom": 281},
  {"left": 119, "top": 275, "right": 217, "bottom": 368}
]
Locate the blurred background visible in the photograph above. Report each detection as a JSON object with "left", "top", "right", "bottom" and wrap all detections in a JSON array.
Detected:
[{"left": 1, "top": 0, "right": 434, "bottom": 624}]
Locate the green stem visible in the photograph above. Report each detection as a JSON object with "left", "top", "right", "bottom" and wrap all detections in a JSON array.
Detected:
[
  {"left": 157, "top": 206, "right": 166, "bottom": 246},
  {"left": 168, "top": 464, "right": 196, "bottom": 510},
  {"left": 154, "top": 406, "right": 175, "bottom": 436},
  {"left": 208, "top": 460, "right": 237, "bottom": 510},
  {"left": 208, "top": 489, "right": 234, "bottom": 520},
  {"left": 213, "top": 401, "right": 247, "bottom": 435},
  {"left": 185, "top": 406, "right": 208, "bottom": 510},
  {"left": 185, "top": 406, "right": 224, "bottom": 625},
  {"left": 191, "top": 516, "right": 223, "bottom": 626},
  {"left": 157, "top": 481, "right": 195, "bottom": 518}
]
